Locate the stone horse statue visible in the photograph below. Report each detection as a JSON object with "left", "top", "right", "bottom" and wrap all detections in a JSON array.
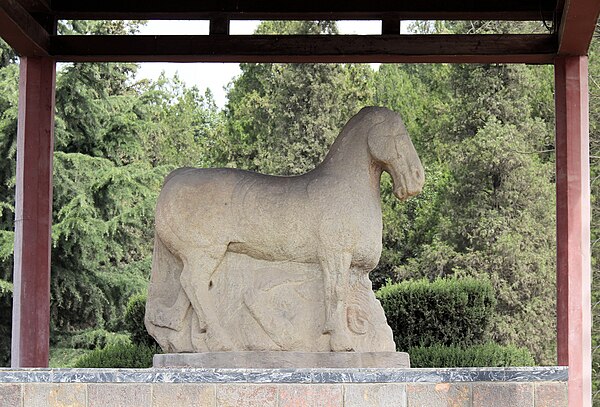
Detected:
[{"left": 145, "top": 107, "right": 425, "bottom": 353}]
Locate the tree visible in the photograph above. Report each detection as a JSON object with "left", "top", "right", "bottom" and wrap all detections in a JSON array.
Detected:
[
  {"left": 0, "top": 21, "right": 220, "bottom": 364},
  {"left": 214, "top": 21, "right": 374, "bottom": 175},
  {"left": 373, "top": 21, "right": 557, "bottom": 363}
]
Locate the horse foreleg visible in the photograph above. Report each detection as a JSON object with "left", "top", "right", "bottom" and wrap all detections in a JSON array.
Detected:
[
  {"left": 179, "top": 246, "right": 236, "bottom": 351},
  {"left": 319, "top": 252, "right": 354, "bottom": 351}
]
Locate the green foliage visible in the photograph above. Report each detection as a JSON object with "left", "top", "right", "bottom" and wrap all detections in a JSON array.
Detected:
[
  {"left": 0, "top": 279, "right": 11, "bottom": 366},
  {"left": 124, "top": 293, "right": 156, "bottom": 346},
  {"left": 377, "top": 277, "right": 496, "bottom": 350},
  {"left": 215, "top": 21, "right": 374, "bottom": 175},
  {"left": 372, "top": 22, "right": 557, "bottom": 363},
  {"left": 0, "top": 20, "right": 223, "bottom": 365},
  {"left": 49, "top": 348, "right": 93, "bottom": 368},
  {"left": 73, "top": 343, "right": 158, "bottom": 368},
  {"left": 69, "top": 328, "right": 131, "bottom": 350},
  {"left": 409, "top": 343, "right": 535, "bottom": 368}
]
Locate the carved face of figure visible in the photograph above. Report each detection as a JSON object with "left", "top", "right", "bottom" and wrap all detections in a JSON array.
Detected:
[{"left": 367, "top": 110, "right": 425, "bottom": 200}]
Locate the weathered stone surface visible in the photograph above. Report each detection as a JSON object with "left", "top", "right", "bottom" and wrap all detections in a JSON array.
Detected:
[
  {"left": 344, "top": 383, "right": 407, "bottom": 407},
  {"left": 153, "top": 351, "right": 410, "bottom": 368},
  {"left": 88, "top": 384, "right": 151, "bottom": 407},
  {"left": 216, "top": 384, "right": 277, "bottom": 407},
  {"left": 152, "top": 383, "right": 215, "bottom": 407},
  {"left": 145, "top": 107, "right": 424, "bottom": 353},
  {"left": 472, "top": 383, "right": 534, "bottom": 407},
  {"left": 23, "top": 383, "right": 85, "bottom": 407},
  {"left": 278, "top": 384, "right": 343, "bottom": 407},
  {"left": 0, "top": 383, "right": 21, "bottom": 407},
  {"left": 534, "top": 382, "right": 567, "bottom": 407},
  {"left": 407, "top": 383, "right": 470, "bottom": 407}
]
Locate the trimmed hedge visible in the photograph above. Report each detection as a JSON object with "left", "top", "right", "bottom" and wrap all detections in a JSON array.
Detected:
[
  {"left": 409, "top": 343, "right": 535, "bottom": 368},
  {"left": 70, "top": 328, "right": 131, "bottom": 350},
  {"left": 376, "top": 276, "right": 496, "bottom": 350},
  {"left": 124, "top": 293, "right": 157, "bottom": 347},
  {"left": 73, "top": 343, "right": 158, "bottom": 368}
]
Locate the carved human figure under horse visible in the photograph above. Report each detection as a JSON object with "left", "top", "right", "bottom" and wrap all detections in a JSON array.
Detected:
[{"left": 145, "top": 106, "right": 425, "bottom": 352}]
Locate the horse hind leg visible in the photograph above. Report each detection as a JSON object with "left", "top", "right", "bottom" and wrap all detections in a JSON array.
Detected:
[{"left": 179, "top": 245, "right": 236, "bottom": 351}]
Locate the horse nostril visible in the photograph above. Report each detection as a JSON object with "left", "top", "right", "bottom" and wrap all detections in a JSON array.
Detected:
[{"left": 414, "top": 168, "right": 421, "bottom": 180}]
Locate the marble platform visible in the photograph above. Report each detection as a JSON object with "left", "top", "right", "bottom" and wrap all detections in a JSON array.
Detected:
[
  {"left": 0, "top": 367, "right": 568, "bottom": 407},
  {"left": 0, "top": 366, "right": 567, "bottom": 384}
]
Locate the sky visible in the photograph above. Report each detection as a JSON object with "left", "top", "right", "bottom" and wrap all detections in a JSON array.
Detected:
[{"left": 135, "top": 20, "right": 389, "bottom": 107}]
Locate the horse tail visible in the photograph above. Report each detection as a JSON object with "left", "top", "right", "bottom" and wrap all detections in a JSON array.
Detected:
[{"left": 145, "top": 231, "right": 194, "bottom": 352}]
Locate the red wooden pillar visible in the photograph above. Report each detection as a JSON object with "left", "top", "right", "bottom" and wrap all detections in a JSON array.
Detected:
[
  {"left": 555, "top": 55, "right": 592, "bottom": 407},
  {"left": 11, "top": 56, "right": 56, "bottom": 368}
]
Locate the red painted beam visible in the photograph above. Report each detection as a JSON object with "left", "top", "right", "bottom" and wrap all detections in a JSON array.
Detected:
[
  {"left": 557, "top": 0, "right": 600, "bottom": 55},
  {"left": 11, "top": 56, "right": 55, "bottom": 368},
  {"left": 555, "top": 55, "right": 592, "bottom": 407}
]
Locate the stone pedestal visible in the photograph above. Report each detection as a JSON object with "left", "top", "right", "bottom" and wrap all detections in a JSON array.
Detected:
[{"left": 153, "top": 351, "right": 411, "bottom": 368}]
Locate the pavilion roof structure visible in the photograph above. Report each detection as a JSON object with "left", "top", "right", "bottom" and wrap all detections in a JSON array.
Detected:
[{"left": 0, "top": 0, "right": 599, "bottom": 64}]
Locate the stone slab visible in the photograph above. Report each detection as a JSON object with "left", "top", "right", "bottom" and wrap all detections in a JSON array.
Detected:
[
  {"left": 407, "top": 383, "right": 471, "bottom": 407},
  {"left": 344, "top": 383, "right": 406, "bottom": 407},
  {"left": 153, "top": 352, "right": 410, "bottom": 369},
  {"left": 472, "top": 382, "right": 534, "bottom": 407},
  {"left": 0, "top": 383, "right": 22, "bottom": 407},
  {"left": 152, "top": 383, "right": 216, "bottom": 407},
  {"left": 88, "top": 383, "right": 151, "bottom": 407},
  {"left": 534, "top": 382, "right": 568, "bottom": 407},
  {"left": 278, "top": 384, "right": 343, "bottom": 407}
]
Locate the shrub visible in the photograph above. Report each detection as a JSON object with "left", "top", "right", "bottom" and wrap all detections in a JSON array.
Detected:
[
  {"left": 0, "top": 280, "right": 12, "bottom": 366},
  {"left": 73, "top": 343, "right": 158, "bottom": 368},
  {"left": 124, "top": 292, "right": 157, "bottom": 347},
  {"left": 376, "top": 276, "right": 496, "bottom": 350},
  {"left": 70, "top": 328, "right": 131, "bottom": 350},
  {"left": 409, "top": 342, "right": 535, "bottom": 368}
]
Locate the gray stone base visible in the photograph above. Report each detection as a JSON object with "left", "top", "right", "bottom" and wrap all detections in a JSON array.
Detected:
[{"left": 153, "top": 351, "right": 411, "bottom": 368}]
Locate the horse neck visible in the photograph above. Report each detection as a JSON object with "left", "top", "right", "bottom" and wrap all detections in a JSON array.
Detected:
[{"left": 317, "top": 128, "right": 382, "bottom": 187}]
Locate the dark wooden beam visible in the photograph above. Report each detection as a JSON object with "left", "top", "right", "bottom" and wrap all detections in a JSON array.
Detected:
[
  {"left": 381, "top": 19, "right": 400, "bottom": 35},
  {"left": 16, "top": 0, "right": 50, "bottom": 14},
  {"left": 50, "top": 34, "right": 557, "bottom": 64},
  {"left": 50, "top": 0, "right": 556, "bottom": 21},
  {"left": 0, "top": 0, "right": 49, "bottom": 56},
  {"left": 210, "top": 17, "right": 230, "bottom": 36},
  {"left": 557, "top": 0, "right": 600, "bottom": 55}
]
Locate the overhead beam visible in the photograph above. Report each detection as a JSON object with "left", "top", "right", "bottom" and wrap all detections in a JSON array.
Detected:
[
  {"left": 16, "top": 0, "right": 51, "bottom": 14},
  {"left": 557, "top": 0, "right": 600, "bottom": 55},
  {"left": 0, "top": 0, "right": 49, "bottom": 56},
  {"left": 50, "top": 34, "right": 557, "bottom": 64},
  {"left": 50, "top": 0, "right": 555, "bottom": 21}
]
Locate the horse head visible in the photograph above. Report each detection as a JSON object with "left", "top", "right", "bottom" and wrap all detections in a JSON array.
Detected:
[{"left": 365, "top": 107, "right": 425, "bottom": 200}]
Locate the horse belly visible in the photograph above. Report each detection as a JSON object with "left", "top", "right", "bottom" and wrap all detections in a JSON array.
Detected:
[{"left": 229, "top": 207, "right": 317, "bottom": 263}]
